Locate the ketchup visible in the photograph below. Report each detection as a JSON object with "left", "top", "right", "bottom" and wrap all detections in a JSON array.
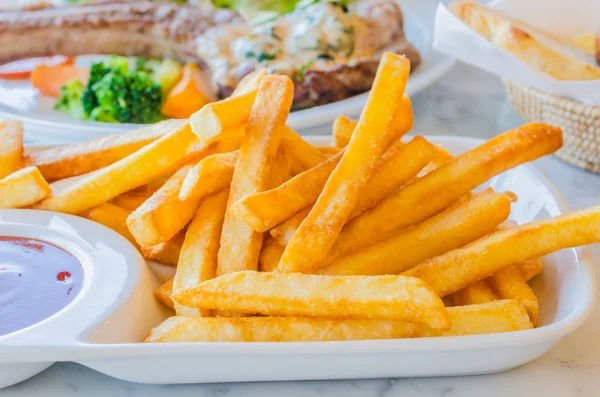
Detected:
[{"left": 0, "top": 237, "right": 83, "bottom": 337}]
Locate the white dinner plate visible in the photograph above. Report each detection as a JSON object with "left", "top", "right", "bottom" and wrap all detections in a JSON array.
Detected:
[
  {"left": 0, "top": 1, "right": 454, "bottom": 144},
  {"left": 0, "top": 135, "right": 594, "bottom": 388}
]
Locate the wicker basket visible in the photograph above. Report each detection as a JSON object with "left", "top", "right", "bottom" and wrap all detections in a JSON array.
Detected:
[{"left": 504, "top": 80, "right": 600, "bottom": 173}]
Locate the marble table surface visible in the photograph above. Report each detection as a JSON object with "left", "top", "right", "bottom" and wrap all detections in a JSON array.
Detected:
[{"left": 4, "top": 64, "right": 600, "bottom": 397}]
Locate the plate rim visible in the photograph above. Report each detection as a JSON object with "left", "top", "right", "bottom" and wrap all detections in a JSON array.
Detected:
[{"left": 2, "top": 135, "right": 594, "bottom": 363}]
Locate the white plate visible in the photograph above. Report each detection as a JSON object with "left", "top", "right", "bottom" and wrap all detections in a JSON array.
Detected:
[
  {"left": 0, "top": 1, "right": 454, "bottom": 144},
  {"left": 0, "top": 135, "right": 594, "bottom": 387}
]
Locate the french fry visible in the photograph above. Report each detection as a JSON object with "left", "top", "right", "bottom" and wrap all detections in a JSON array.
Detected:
[
  {"left": 230, "top": 150, "right": 343, "bottom": 232},
  {"left": 140, "top": 232, "right": 184, "bottom": 267},
  {"left": 269, "top": 206, "right": 311, "bottom": 246},
  {"left": 146, "top": 317, "right": 417, "bottom": 343},
  {"left": 190, "top": 69, "right": 266, "bottom": 144},
  {"left": 317, "top": 146, "right": 343, "bottom": 156},
  {"left": 271, "top": 143, "right": 294, "bottom": 187},
  {"left": 331, "top": 96, "right": 414, "bottom": 149},
  {"left": 217, "top": 75, "right": 294, "bottom": 276},
  {"left": 319, "top": 189, "right": 512, "bottom": 275},
  {"left": 81, "top": 203, "right": 139, "bottom": 247},
  {"left": 145, "top": 299, "right": 531, "bottom": 342},
  {"left": 259, "top": 236, "right": 285, "bottom": 272},
  {"left": 520, "top": 258, "right": 543, "bottom": 282},
  {"left": 0, "top": 120, "right": 23, "bottom": 179},
  {"left": 178, "top": 151, "right": 238, "bottom": 201},
  {"left": 415, "top": 300, "right": 533, "bottom": 337},
  {"left": 487, "top": 266, "right": 539, "bottom": 326},
  {"left": 282, "top": 126, "right": 327, "bottom": 174},
  {"left": 173, "top": 271, "right": 450, "bottom": 329},
  {"left": 112, "top": 190, "right": 155, "bottom": 211},
  {"left": 332, "top": 115, "right": 355, "bottom": 148},
  {"left": 173, "top": 189, "right": 229, "bottom": 317},
  {"left": 484, "top": 221, "right": 539, "bottom": 325},
  {"left": 324, "top": 124, "right": 563, "bottom": 264},
  {"left": 127, "top": 165, "right": 199, "bottom": 246},
  {"left": 233, "top": 137, "right": 432, "bottom": 234},
  {"left": 32, "top": 123, "right": 213, "bottom": 214},
  {"left": 278, "top": 54, "right": 412, "bottom": 274},
  {"left": 451, "top": 281, "right": 499, "bottom": 306},
  {"left": 81, "top": 202, "right": 182, "bottom": 266},
  {"left": 450, "top": 221, "right": 541, "bottom": 308},
  {"left": 111, "top": 178, "right": 168, "bottom": 211},
  {"left": 24, "top": 120, "right": 184, "bottom": 181},
  {"left": 403, "top": 205, "right": 600, "bottom": 297},
  {"left": 155, "top": 278, "right": 175, "bottom": 309},
  {"left": 348, "top": 137, "right": 433, "bottom": 219},
  {"left": 0, "top": 166, "right": 51, "bottom": 208}
]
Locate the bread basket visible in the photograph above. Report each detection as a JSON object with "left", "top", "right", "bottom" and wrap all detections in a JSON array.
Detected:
[{"left": 504, "top": 80, "right": 600, "bottom": 173}]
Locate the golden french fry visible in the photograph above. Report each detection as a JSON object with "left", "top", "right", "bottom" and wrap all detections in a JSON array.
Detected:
[
  {"left": 317, "top": 146, "right": 343, "bottom": 156},
  {"left": 332, "top": 115, "right": 355, "bottom": 148},
  {"left": 271, "top": 143, "right": 294, "bottom": 187},
  {"left": 0, "top": 120, "right": 23, "bottom": 179},
  {"left": 497, "top": 221, "right": 544, "bottom": 282},
  {"left": 332, "top": 96, "right": 414, "bottom": 149},
  {"left": 217, "top": 75, "right": 294, "bottom": 276},
  {"left": 487, "top": 266, "right": 539, "bottom": 326},
  {"left": 415, "top": 300, "right": 532, "bottom": 337},
  {"left": 520, "top": 258, "right": 543, "bottom": 282},
  {"left": 320, "top": 189, "right": 512, "bottom": 275},
  {"left": 81, "top": 202, "right": 182, "bottom": 267},
  {"left": 127, "top": 165, "right": 198, "bottom": 246},
  {"left": 146, "top": 299, "right": 531, "bottom": 342},
  {"left": 278, "top": 54, "right": 412, "bottom": 274},
  {"left": 324, "top": 124, "right": 563, "bottom": 264},
  {"left": 111, "top": 177, "right": 168, "bottom": 211},
  {"left": 230, "top": 150, "right": 343, "bottom": 232},
  {"left": 81, "top": 203, "right": 140, "bottom": 247},
  {"left": 259, "top": 236, "right": 285, "bottom": 272},
  {"left": 348, "top": 137, "right": 433, "bottom": 219},
  {"left": 190, "top": 69, "right": 266, "bottom": 144},
  {"left": 282, "top": 126, "right": 327, "bottom": 174},
  {"left": 269, "top": 206, "right": 311, "bottom": 246},
  {"left": 155, "top": 278, "right": 175, "bottom": 309},
  {"left": 32, "top": 123, "right": 215, "bottom": 214},
  {"left": 234, "top": 137, "right": 432, "bottom": 234},
  {"left": 24, "top": 120, "right": 184, "bottom": 181},
  {"left": 451, "top": 281, "right": 499, "bottom": 306},
  {"left": 145, "top": 316, "right": 417, "bottom": 343},
  {"left": 173, "top": 271, "right": 450, "bottom": 329},
  {"left": 112, "top": 190, "right": 155, "bottom": 211},
  {"left": 432, "top": 145, "right": 454, "bottom": 166},
  {"left": 0, "top": 166, "right": 51, "bottom": 208},
  {"left": 178, "top": 151, "right": 237, "bottom": 201},
  {"left": 403, "top": 205, "right": 600, "bottom": 297},
  {"left": 173, "top": 189, "right": 229, "bottom": 317},
  {"left": 140, "top": 232, "right": 184, "bottom": 267},
  {"left": 484, "top": 221, "right": 539, "bottom": 325}
]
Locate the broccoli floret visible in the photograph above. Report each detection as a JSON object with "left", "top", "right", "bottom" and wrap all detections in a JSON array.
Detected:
[
  {"left": 135, "top": 58, "right": 183, "bottom": 93},
  {"left": 80, "top": 56, "right": 163, "bottom": 124},
  {"left": 90, "top": 70, "right": 163, "bottom": 124},
  {"left": 54, "top": 79, "right": 86, "bottom": 120}
]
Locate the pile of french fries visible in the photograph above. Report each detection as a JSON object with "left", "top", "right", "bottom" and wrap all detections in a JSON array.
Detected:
[{"left": 2, "top": 52, "right": 600, "bottom": 343}]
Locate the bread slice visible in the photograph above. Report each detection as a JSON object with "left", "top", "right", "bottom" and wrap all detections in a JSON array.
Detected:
[{"left": 449, "top": 1, "right": 600, "bottom": 81}]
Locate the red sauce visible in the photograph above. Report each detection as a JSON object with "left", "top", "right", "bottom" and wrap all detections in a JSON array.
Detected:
[{"left": 0, "top": 237, "right": 83, "bottom": 337}]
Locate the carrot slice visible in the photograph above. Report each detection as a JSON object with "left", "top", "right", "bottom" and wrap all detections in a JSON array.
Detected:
[
  {"left": 0, "top": 56, "right": 75, "bottom": 80},
  {"left": 161, "top": 63, "right": 215, "bottom": 119},
  {"left": 30, "top": 64, "right": 89, "bottom": 97}
]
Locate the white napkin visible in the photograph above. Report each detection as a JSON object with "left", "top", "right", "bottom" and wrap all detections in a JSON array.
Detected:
[{"left": 433, "top": 0, "right": 600, "bottom": 104}]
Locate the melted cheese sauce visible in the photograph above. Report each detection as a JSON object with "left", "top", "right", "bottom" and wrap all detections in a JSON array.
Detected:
[{"left": 196, "top": 1, "right": 377, "bottom": 89}]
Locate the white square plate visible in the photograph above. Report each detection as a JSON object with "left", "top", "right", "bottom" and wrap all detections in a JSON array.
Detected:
[{"left": 0, "top": 135, "right": 595, "bottom": 386}]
